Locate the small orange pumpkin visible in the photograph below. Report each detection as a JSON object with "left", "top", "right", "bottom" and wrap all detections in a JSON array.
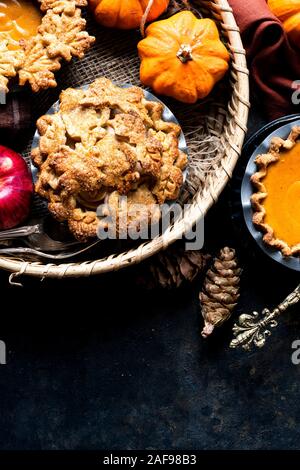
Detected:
[
  {"left": 88, "top": 0, "right": 170, "bottom": 30},
  {"left": 268, "top": 0, "right": 300, "bottom": 46},
  {"left": 137, "top": 11, "right": 230, "bottom": 104}
]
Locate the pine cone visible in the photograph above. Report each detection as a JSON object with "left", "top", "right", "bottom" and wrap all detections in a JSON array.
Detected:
[
  {"left": 200, "top": 247, "right": 241, "bottom": 337},
  {"left": 136, "top": 246, "right": 211, "bottom": 289}
]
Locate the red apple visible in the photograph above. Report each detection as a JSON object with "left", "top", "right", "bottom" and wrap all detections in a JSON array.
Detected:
[{"left": 0, "top": 145, "right": 33, "bottom": 230}]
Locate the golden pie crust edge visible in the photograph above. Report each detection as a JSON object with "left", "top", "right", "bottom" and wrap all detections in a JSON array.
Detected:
[
  {"left": 251, "top": 126, "right": 300, "bottom": 257},
  {"left": 0, "top": 0, "right": 95, "bottom": 94}
]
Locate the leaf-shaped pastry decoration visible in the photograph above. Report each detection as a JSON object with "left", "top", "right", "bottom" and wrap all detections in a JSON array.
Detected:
[
  {"left": 2, "top": 1, "right": 94, "bottom": 94},
  {"left": 39, "top": 9, "right": 94, "bottom": 61},
  {"left": 0, "top": 41, "right": 24, "bottom": 93},
  {"left": 39, "top": 0, "right": 87, "bottom": 15},
  {"left": 31, "top": 78, "right": 187, "bottom": 242},
  {"left": 18, "top": 37, "right": 61, "bottom": 92}
]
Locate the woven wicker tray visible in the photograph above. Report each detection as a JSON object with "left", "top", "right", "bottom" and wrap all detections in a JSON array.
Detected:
[{"left": 0, "top": 0, "right": 250, "bottom": 280}]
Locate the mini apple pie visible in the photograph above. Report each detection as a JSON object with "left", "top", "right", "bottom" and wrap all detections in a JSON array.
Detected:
[
  {"left": 31, "top": 78, "right": 188, "bottom": 241},
  {"left": 0, "top": 0, "right": 95, "bottom": 93},
  {"left": 251, "top": 126, "right": 300, "bottom": 256}
]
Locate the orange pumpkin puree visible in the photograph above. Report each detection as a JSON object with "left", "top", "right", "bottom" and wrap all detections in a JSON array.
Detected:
[
  {"left": 0, "top": 0, "right": 42, "bottom": 50},
  {"left": 263, "top": 141, "right": 300, "bottom": 247}
]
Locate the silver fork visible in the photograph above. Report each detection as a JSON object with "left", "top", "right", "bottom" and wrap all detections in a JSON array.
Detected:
[
  {"left": 0, "top": 222, "right": 81, "bottom": 252},
  {"left": 0, "top": 239, "right": 101, "bottom": 260}
]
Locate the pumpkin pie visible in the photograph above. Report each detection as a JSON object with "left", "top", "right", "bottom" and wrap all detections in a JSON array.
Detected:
[
  {"left": 251, "top": 126, "right": 300, "bottom": 256},
  {"left": 0, "top": 0, "right": 42, "bottom": 50},
  {"left": 0, "top": 0, "right": 95, "bottom": 93},
  {"left": 32, "top": 78, "right": 188, "bottom": 241}
]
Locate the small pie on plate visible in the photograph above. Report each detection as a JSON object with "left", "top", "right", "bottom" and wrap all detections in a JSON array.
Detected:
[
  {"left": 251, "top": 126, "right": 300, "bottom": 256},
  {"left": 31, "top": 77, "right": 188, "bottom": 241},
  {"left": 0, "top": 0, "right": 95, "bottom": 94}
]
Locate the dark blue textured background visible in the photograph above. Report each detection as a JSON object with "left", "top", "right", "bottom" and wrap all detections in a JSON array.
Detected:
[{"left": 0, "top": 107, "right": 300, "bottom": 450}]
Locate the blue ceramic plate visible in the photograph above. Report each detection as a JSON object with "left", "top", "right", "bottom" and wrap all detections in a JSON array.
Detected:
[{"left": 242, "top": 119, "right": 300, "bottom": 272}]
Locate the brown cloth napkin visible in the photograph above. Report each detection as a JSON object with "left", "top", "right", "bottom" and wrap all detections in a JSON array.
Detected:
[
  {"left": 0, "top": 91, "right": 32, "bottom": 130},
  {"left": 228, "top": 0, "right": 300, "bottom": 120},
  {"left": 0, "top": 91, "right": 32, "bottom": 148}
]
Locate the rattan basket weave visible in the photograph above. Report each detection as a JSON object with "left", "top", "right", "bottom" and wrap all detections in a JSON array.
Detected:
[{"left": 0, "top": 0, "right": 250, "bottom": 281}]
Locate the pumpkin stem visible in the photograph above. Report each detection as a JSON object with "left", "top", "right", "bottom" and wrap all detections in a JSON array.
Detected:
[{"left": 177, "top": 44, "right": 193, "bottom": 63}]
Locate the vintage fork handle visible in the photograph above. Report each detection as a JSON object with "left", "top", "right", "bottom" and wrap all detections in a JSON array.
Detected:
[
  {"left": 0, "top": 224, "right": 40, "bottom": 241},
  {"left": 230, "top": 283, "right": 300, "bottom": 351}
]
